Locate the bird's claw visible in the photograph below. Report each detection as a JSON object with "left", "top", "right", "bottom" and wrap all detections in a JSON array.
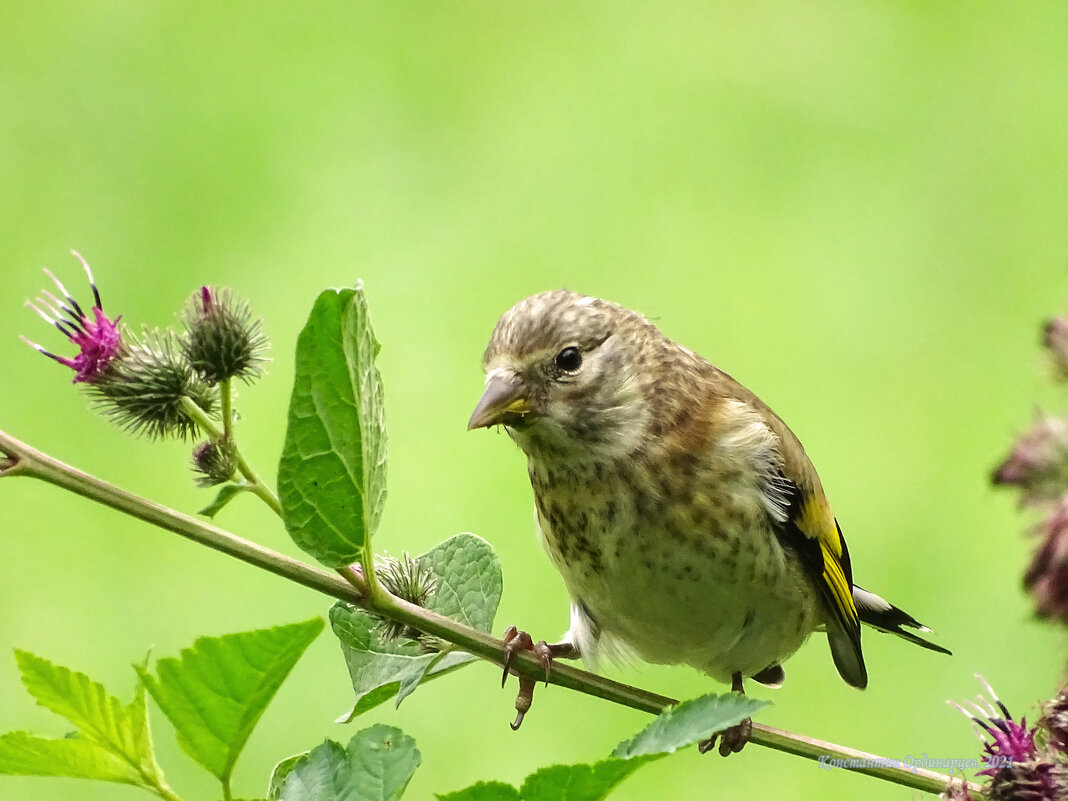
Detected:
[
  {"left": 698, "top": 717, "right": 752, "bottom": 756},
  {"left": 511, "top": 674, "right": 536, "bottom": 730},
  {"left": 698, "top": 672, "right": 752, "bottom": 756},
  {"left": 500, "top": 625, "right": 567, "bottom": 730},
  {"left": 501, "top": 626, "right": 554, "bottom": 686}
]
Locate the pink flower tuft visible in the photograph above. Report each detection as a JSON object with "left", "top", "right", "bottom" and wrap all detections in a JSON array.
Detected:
[{"left": 23, "top": 251, "right": 123, "bottom": 384}]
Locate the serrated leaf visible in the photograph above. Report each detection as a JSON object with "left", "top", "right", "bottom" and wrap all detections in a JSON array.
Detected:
[
  {"left": 437, "top": 756, "right": 658, "bottom": 801},
  {"left": 278, "top": 725, "right": 419, "bottom": 801},
  {"left": 332, "top": 534, "right": 502, "bottom": 715},
  {"left": 268, "top": 751, "right": 309, "bottom": 800},
  {"left": 436, "top": 781, "right": 521, "bottom": 801},
  {"left": 519, "top": 756, "right": 659, "bottom": 801},
  {"left": 138, "top": 618, "right": 324, "bottom": 782},
  {"left": 0, "top": 731, "right": 142, "bottom": 784},
  {"left": 14, "top": 650, "right": 165, "bottom": 784},
  {"left": 612, "top": 692, "right": 770, "bottom": 759},
  {"left": 278, "top": 287, "right": 387, "bottom": 567},
  {"left": 199, "top": 484, "right": 247, "bottom": 518}
]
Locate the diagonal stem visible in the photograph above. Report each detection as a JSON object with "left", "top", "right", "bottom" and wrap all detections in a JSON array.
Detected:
[
  {"left": 178, "top": 396, "right": 283, "bottom": 517},
  {"left": 0, "top": 429, "right": 985, "bottom": 799}
]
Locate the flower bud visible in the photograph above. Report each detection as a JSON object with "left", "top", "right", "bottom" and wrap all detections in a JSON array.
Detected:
[
  {"left": 1024, "top": 497, "right": 1068, "bottom": 625},
  {"left": 1044, "top": 317, "right": 1068, "bottom": 381},
  {"left": 940, "top": 783, "right": 974, "bottom": 801},
  {"left": 191, "top": 438, "right": 237, "bottom": 486},
  {"left": 373, "top": 554, "right": 440, "bottom": 651},
  {"left": 992, "top": 415, "right": 1068, "bottom": 506},
  {"left": 87, "top": 329, "right": 218, "bottom": 439},
  {"left": 180, "top": 287, "right": 267, "bottom": 385},
  {"left": 1039, "top": 684, "right": 1068, "bottom": 755}
]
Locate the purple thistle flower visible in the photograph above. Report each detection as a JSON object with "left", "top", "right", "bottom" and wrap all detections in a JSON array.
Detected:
[
  {"left": 1044, "top": 316, "right": 1068, "bottom": 381},
  {"left": 1040, "top": 684, "right": 1068, "bottom": 757},
  {"left": 22, "top": 251, "right": 123, "bottom": 384},
  {"left": 991, "top": 414, "right": 1068, "bottom": 507},
  {"left": 179, "top": 284, "right": 267, "bottom": 385},
  {"left": 951, "top": 676, "right": 1038, "bottom": 777},
  {"left": 951, "top": 677, "right": 1066, "bottom": 801},
  {"left": 1025, "top": 497, "right": 1068, "bottom": 624}
]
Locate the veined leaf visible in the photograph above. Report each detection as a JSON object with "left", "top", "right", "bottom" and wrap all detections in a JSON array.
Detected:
[
  {"left": 0, "top": 731, "right": 142, "bottom": 784},
  {"left": 138, "top": 618, "right": 324, "bottom": 782},
  {"left": 332, "top": 534, "right": 501, "bottom": 716},
  {"left": 612, "top": 692, "right": 770, "bottom": 759},
  {"left": 278, "top": 287, "right": 387, "bottom": 567},
  {"left": 13, "top": 650, "right": 165, "bottom": 785},
  {"left": 276, "top": 725, "right": 419, "bottom": 801}
]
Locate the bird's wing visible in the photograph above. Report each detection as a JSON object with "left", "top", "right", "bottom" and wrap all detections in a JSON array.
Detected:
[
  {"left": 777, "top": 484, "right": 867, "bottom": 688},
  {"left": 713, "top": 375, "right": 869, "bottom": 689}
]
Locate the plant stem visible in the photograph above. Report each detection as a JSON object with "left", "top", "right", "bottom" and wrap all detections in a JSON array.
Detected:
[
  {"left": 0, "top": 429, "right": 984, "bottom": 799},
  {"left": 220, "top": 378, "right": 233, "bottom": 441},
  {"left": 152, "top": 780, "right": 186, "bottom": 801},
  {"left": 178, "top": 396, "right": 283, "bottom": 517}
]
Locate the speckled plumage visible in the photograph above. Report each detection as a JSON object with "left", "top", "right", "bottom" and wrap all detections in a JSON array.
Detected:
[{"left": 471, "top": 290, "right": 946, "bottom": 691}]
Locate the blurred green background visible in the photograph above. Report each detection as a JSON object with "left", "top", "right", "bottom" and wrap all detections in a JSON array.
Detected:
[{"left": 2, "top": 2, "right": 1066, "bottom": 799}]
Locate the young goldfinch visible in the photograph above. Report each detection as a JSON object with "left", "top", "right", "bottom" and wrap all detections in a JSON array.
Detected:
[{"left": 469, "top": 290, "right": 949, "bottom": 754}]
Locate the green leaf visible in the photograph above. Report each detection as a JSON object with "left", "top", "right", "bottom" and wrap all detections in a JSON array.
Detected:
[
  {"left": 394, "top": 650, "right": 475, "bottom": 707},
  {"left": 331, "top": 534, "right": 502, "bottom": 715},
  {"left": 417, "top": 533, "right": 502, "bottom": 632},
  {"left": 278, "top": 287, "right": 387, "bottom": 567},
  {"left": 519, "top": 757, "right": 659, "bottom": 801},
  {"left": 13, "top": 650, "right": 165, "bottom": 784},
  {"left": 138, "top": 618, "right": 324, "bottom": 782},
  {"left": 437, "top": 757, "right": 658, "bottom": 801},
  {"left": 436, "top": 781, "right": 521, "bottom": 801},
  {"left": 0, "top": 731, "right": 142, "bottom": 784},
  {"left": 277, "top": 725, "right": 419, "bottom": 801},
  {"left": 330, "top": 605, "right": 472, "bottom": 721},
  {"left": 267, "top": 751, "right": 309, "bottom": 800},
  {"left": 334, "top": 684, "right": 401, "bottom": 722},
  {"left": 611, "top": 692, "right": 770, "bottom": 759},
  {"left": 198, "top": 483, "right": 247, "bottom": 517}
]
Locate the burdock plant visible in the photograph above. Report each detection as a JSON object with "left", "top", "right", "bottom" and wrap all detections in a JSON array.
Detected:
[{"left": 4, "top": 249, "right": 1065, "bottom": 801}]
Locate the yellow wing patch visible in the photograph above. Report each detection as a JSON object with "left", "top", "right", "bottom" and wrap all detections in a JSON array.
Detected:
[
  {"left": 821, "top": 545, "right": 859, "bottom": 627},
  {"left": 798, "top": 493, "right": 840, "bottom": 557},
  {"left": 797, "top": 495, "right": 858, "bottom": 627}
]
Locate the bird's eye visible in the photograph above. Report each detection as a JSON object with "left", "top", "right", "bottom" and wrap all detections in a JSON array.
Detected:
[{"left": 554, "top": 346, "right": 582, "bottom": 372}]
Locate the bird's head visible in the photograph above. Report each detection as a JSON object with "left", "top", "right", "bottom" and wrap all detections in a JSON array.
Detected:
[{"left": 468, "top": 290, "right": 661, "bottom": 458}]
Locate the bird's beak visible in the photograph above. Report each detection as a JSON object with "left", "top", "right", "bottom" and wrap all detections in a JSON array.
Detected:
[{"left": 468, "top": 373, "right": 532, "bottom": 430}]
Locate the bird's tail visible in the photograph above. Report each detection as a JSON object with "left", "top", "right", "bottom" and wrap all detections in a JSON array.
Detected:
[{"left": 852, "top": 585, "right": 951, "bottom": 655}]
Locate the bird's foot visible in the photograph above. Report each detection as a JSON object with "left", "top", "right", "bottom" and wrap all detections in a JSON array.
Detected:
[
  {"left": 500, "top": 625, "right": 578, "bottom": 730},
  {"left": 697, "top": 717, "right": 752, "bottom": 756},
  {"left": 698, "top": 671, "right": 752, "bottom": 757}
]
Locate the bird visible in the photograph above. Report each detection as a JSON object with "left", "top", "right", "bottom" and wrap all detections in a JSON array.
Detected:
[{"left": 468, "top": 289, "right": 949, "bottom": 755}]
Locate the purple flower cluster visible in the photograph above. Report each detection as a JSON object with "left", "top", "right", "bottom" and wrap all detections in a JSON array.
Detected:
[
  {"left": 951, "top": 678, "right": 1067, "bottom": 801},
  {"left": 20, "top": 252, "right": 264, "bottom": 442},
  {"left": 992, "top": 313, "right": 1068, "bottom": 625}
]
